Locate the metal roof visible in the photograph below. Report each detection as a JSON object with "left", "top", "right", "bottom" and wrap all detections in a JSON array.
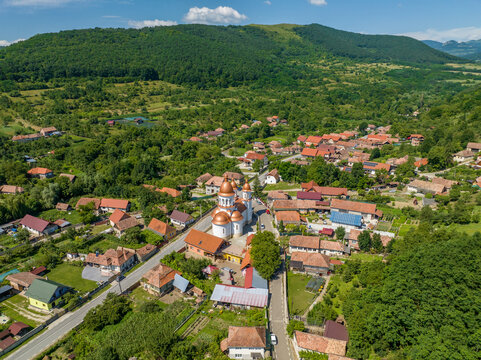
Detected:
[
  {"left": 173, "top": 274, "right": 189, "bottom": 293},
  {"left": 244, "top": 268, "right": 268, "bottom": 290},
  {"left": 210, "top": 285, "right": 268, "bottom": 308},
  {"left": 330, "top": 211, "right": 362, "bottom": 227}
]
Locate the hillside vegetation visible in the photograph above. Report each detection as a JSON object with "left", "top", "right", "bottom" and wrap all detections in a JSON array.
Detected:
[{"left": 0, "top": 24, "right": 459, "bottom": 86}]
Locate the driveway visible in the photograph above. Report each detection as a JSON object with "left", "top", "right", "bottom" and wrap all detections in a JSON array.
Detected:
[{"left": 81, "top": 266, "right": 112, "bottom": 283}]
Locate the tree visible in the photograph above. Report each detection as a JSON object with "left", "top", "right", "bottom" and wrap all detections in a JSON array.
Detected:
[
  {"left": 287, "top": 320, "right": 305, "bottom": 337},
  {"left": 253, "top": 159, "right": 263, "bottom": 173},
  {"left": 253, "top": 176, "right": 262, "bottom": 199},
  {"left": 278, "top": 220, "right": 285, "bottom": 233},
  {"left": 370, "top": 148, "right": 381, "bottom": 160},
  {"left": 371, "top": 233, "right": 383, "bottom": 253},
  {"left": 16, "top": 228, "right": 30, "bottom": 243},
  {"left": 120, "top": 226, "right": 143, "bottom": 245},
  {"left": 335, "top": 227, "right": 346, "bottom": 241},
  {"left": 181, "top": 187, "right": 191, "bottom": 202},
  {"left": 250, "top": 231, "right": 281, "bottom": 280},
  {"left": 358, "top": 230, "right": 372, "bottom": 252}
]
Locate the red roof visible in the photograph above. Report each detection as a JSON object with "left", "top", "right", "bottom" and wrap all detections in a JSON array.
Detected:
[
  {"left": 100, "top": 198, "right": 129, "bottom": 209},
  {"left": 157, "top": 187, "right": 182, "bottom": 198},
  {"left": 297, "top": 135, "right": 307, "bottom": 142},
  {"left": 245, "top": 152, "right": 266, "bottom": 161},
  {"left": 305, "top": 136, "right": 322, "bottom": 145},
  {"left": 246, "top": 234, "right": 255, "bottom": 246},
  {"left": 414, "top": 158, "right": 428, "bottom": 167},
  {"left": 109, "top": 209, "right": 129, "bottom": 225},
  {"left": 30, "top": 266, "right": 46, "bottom": 275},
  {"left": 320, "top": 228, "right": 334, "bottom": 236},
  {"left": 148, "top": 218, "right": 175, "bottom": 236},
  {"left": 27, "top": 167, "right": 52, "bottom": 175},
  {"left": 8, "top": 322, "right": 30, "bottom": 336},
  {"left": 0, "top": 336, "right": 15, "bottom": 350},
  {"left": 301, "top": 148, "right": 319, "bottom": 157},
  {"left": 20, "top": 214, "right": 50, "bottom": 233},
  {"left": 76, "top": 197, "right": 101, "bottom": 210},
  {"left": 184, "top": 229, "right": 225, "bottom": 255},
  {"left": 330, "top": 199, "right": 377, "bottom": 215}
]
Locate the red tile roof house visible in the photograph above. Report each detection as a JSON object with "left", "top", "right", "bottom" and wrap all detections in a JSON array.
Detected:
[
  {"left": 147, "top": 218, "right": 177, "bottom": 240},
  {"left": 196, "top": 173, "right": 213, "bottom": 186},
  {"left": 290, "top": 252, "right": 331, "bottom": 275},
  {"left": 243, "top": 151, "right": 268, "bottom": 168},
  {"left": 108, "top": 210, "right": 139, "bottom": 236},
  {"left": 135, "top": 243, "right": 158, "bottom": 262},
  {"left": 220, "top": 326, "right": 267, "bottom": 359},
  {"left": 27, "top": 167, "right": 54, "bottom": 179},
  {"left": 330, "top": 199, "right": 382, "bottom": 224},
  {"left": 40, "top": 127, "right": 57, "bottom": 136},
  {"left": 85, "top": 248, "right": 136, "bottom": 274},
  {"left": 275, "top": 211, "right": 306, "bottom": 226},
  {"left": 0, "top": 185, "right": 24, "bottom": 195},
  {"left": 304, "top": 186, "right": 348, "bottom": 198},
  {"left": 8, "top": 322, "right": 30, "bottom": 337},
  {"left": 99, "top": 198, "right": 130, "bottom": 213},
  {"left": 75, "top": 197, "right": 101, "bottom": 212},
  {"left": 205, "top": 176, "right": 225, "bottom": 195},
  {"left": 142, "top": 263, "right": 181, "bottom": 296},
  {"left": 294, "top": 331, "right": 347, "bottom": 358},
  {"left": 409, "top": 134, "right": 425, "bottom": 146},
  {"left": 289, "top": 236, "right": 349, "bottom": 257},
  {"left": 0, "top": 336, "right": 15, "bottom": 351},
  {"left": 305, "top": 135, "right": 323, "bottom": 146},
  {"left": 20, "top": 214, "right": 58, "bottom": 236},
  {"left": 55, "top": 202, "right": 71, "bottom": 212},
  {"left": 184, "top": 229, "right": 225, "bottom": 258},
  {"left": 169, "top": 210, "right": 194, "bottom": 227}
]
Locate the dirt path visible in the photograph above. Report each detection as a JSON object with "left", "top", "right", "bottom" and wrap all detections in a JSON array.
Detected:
[
  {"left": 302, "top": 275, "right": 331, "bottom": 318},
  {"left": 3, "top": 301, "right": 51, "bottom": 323}
]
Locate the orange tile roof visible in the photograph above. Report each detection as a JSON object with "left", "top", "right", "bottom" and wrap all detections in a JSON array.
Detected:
[
  {"left": 330, "top": 199, "right": 377, "bottom": 215},
  {"left": 76, "top": 197, "right": 101, "bottom": 210},
  {"left": 148, "top": 218, "right": 175, "bottom": 236},
  {"left": 157, "top": 187, "right": 182, "bottom": 198},
  {"left": 414, "top": 158, "right": 428, "bottom": 167},
  {"left": 291, "top": 252, "right": 330, "bottom": 268},
  {"left": 109, "top": 209, "right": 129, "bottom": 225},
  {"left": 0, "top": 185, "right": 24, "bottom": 194},
  {"left": 184, "top": 229, "right": 224, "bottom": 254},
  {"left": 240, "top": 248, "right": 252, "bottom": 269},
  {"left": 305, "top": 136, "right": 322, "bottom": 145},
  {"left": 100, "top": 198, "right": 130, "bottom": 209},
  {"left": 225, "top": 326, "right": 266, "bottom": 348},
  {"left": 142, "top": 263, "right": 181, "bottom": 289},
  {"left": 295, "top": 331, "right": 347, "bottom": 356},
  {"left": 275, "top": 211, "right": 303, "bottom": 223},
  {"left": 27, "top": 167, "right": 52, "bottom": 175}
]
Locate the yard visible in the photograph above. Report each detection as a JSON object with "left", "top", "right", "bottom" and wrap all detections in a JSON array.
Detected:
[
  {"left": 88, "top": 237, "right": 119, "bottom": 253},
  {"left": 0, "top": 294, "right": 50, "bottom": 327},
  {"left": 39, "top": 209, "right": 83, "bottom": 225},
  {"left": 398, "top": 224, "right": 418, "bottom": 237},
  {"left": 287, "top": 272, "right": 318, "bottom": 316},
  {"left": 91, "top": 224, "right": 111, "bottom": 235},
  {"left": 47, "top": 263, "right": 97, "bottom": 293},
  {"left": 264, "top": 182, "right": 301, "bottom": 191}
]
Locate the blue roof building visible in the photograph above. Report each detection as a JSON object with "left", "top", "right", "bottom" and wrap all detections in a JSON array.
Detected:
[
  {"left": 173, "top": 274, "right": 190, "bottom": 293},
  {"left": 330, "top": 211, "right": 362, "bottom": 228}
]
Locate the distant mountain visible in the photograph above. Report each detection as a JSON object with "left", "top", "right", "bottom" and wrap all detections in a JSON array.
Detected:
[
  {"left": 423, "top": 39, "right": 481, "bottom": 60},
  {"left": 0, "top": 23, "right": 461, "bottom": 85}
]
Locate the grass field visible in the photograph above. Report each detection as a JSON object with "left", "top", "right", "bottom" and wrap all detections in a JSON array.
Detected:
[
  {"left": 264, "top": 182, "right": 301, "bottom": 191},
  {"left": 287, "top": 272, "right": 318, "bottom": 316},
  {"left": 0, "top": 295, "right": 44, "bottom": 327},
  {"left": 398, "top": 224, "right": 417, "bottom": 237},
  {"left": 450, "top": 223, "right": 481, "bottom": 235},
  {"left": 47, "top": 263, "right": 97, "bottom": 293},
  {"left": 88, "top": 238, "right": 119, "bottom": 253},
  {"left": 91, "top": 224, "right": 110, "bottom": 235},
  {"left": 348, "top": 253, "right": 384, "bottom": 262},
  {"left": 39, "top": 209, "right": 83, "bottom": 225},
  {"left": 0, "top": 123, "right": 29, "bottom": 136}
]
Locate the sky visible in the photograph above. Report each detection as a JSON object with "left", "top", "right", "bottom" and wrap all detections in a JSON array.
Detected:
[{"left": 2, "top": 0, "right": 481, "bottom": 46}]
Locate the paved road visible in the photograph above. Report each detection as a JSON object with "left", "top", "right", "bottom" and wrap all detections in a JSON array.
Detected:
[{"left": 7, "top": 214, "right": 214, "bottom": 360}]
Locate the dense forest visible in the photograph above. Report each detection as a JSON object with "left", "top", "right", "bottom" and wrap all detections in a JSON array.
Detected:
[{"left": 0, "top": 24, "right": 459, "bottom": 86}]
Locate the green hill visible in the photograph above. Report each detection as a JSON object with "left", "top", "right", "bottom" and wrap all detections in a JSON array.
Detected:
[{"left": 0, "top": 24, "right": 460, "bottom": 86}]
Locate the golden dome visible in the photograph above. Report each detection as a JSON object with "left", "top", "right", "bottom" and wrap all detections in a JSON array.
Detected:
[
  {"left": 219, "top": 176, "right": 235, "bottom": 197},
  {"left": 242, "top": 181, "right": 252, "bottom": 191},
  {"left": 230, "top": 179, "right": 238, "bottom": 189},
  {"left": 231, "top": 210, "right": 244, "bottom": 222},
  {"left": 212, "top": 212, "right": 231, "bottom": 225},
  {"left": 211, "top": 207, "right": 223, "bottom": 217}
]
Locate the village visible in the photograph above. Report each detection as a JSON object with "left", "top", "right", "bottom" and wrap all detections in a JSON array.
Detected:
[{"left": 1, "top": 116, "right": 481, "bottom": 360}]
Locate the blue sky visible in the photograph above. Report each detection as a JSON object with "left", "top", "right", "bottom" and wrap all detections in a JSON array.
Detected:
[{"left": 2, "top": 0, "right": 481, "bottom": 45}]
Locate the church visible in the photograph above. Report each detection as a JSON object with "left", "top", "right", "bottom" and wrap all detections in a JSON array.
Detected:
[{"left": 211, "top": 175, "right": 253, "bottom": 239}]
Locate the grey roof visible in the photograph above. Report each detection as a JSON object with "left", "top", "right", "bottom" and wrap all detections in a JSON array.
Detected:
[
  {"left": 173, "top": 274, "right": 189, "bottom": 293},
  {"left": 251, "top": 268, "right": 268, "bottom": 290},
  {"left": 0, "top": 285, "right": 12, "bottom": 296},
  {"left": 210, "top": 285, "right": 268, "bottom": 307},
  {"left": 170, "top": 210, "right": 193, "bottom": 224}
]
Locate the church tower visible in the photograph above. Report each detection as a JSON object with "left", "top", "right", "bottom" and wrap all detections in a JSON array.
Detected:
[{"left": 242, "top": 180, "right": 253, "bottom": 223}]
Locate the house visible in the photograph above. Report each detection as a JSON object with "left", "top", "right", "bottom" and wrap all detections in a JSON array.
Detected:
[
  {"left": 0, "top": 185, "right": 24, "bottom": 194},
  {"left": 205, "top": 176, "right": 225, "bottom": 195},
  {"left": 157, "top": 187, "right": 182, "bottom": 198},
  {"left": 267, "top": 190, "right": 289, "bottom": 205},
  {"left": 272, "top": 200, "right": 329, "bottom": 213},
  {"left": 290, "top": 252, "right": 331, "bottom": 275},
  {"left": 84, "top": 248, "right": 136, "bottom": 274},
  {"left": 275, "top": 211, "right": 306, "bottom": 225},
  {"left": 330, "top": 199, "right": 381, "bottom": 223},
  {"left": 55, "top": 202, "right": 71, "bottom": 212},
  {"left": 301, "top": 180, "right": 319, "bottom": 191},
  {"left": 20, "top": 214, "right": 58, "bottom": 236},
  {"left": 196, "top": 173, "right": 213, "bottom": 187},
  {"left": 135, "top": 243, "right": 158, "bottom": 262},
  {"left": 265, "top": 169, "right": 281, "bottom": 184},
  {"left": 289, "top": 236, "right": 348, "bottom": 256},
  {"left": 409, "top": 134, "right": 424, "bottom": 146},
  {"left": 11, "top": 133, "right": 42, "bottom": 142},
  {"left": 6, "top": 272, "right": 41, "bottom": 291},
  {"left": 304, "top": 186, "right": 348, "bottom": 198},
  {"left": 8, "top": 322, "right": 30, "bottom": 337},
  {"left": 414, "top": 158, "right": 428, "bottom": 169},
  {"left": 363, "top": 161, "right": 391, "bottom": 176},
  {"left": 297, "top": 191, "right": 323, "bottom": 201},
  {"left": 0, "top": 336, "right": 15, "bottom": 351},
  {"left": 147, "top": 218, "right": 176, "bottom": 240},
  {"left": 25, "top": 279, "right": 70, "bottom": 311},
  {"left": 27, "top": 167, "right": 54, "bottom": 179},
  {"left": 432, "top": 177, "right": 457, "bottom": 190},
  {"left": 243, "top": 152, "right": 268, "bottom": 168},
  {"left": 109, "top": 209, "right": 129, "bottom": 227},
  {"left": 407, "top": 180, "right": 445, "bottom": 195},
  {"left": 222, "top": 244, "right": 245, "bottom": 264},
  {"left": 142, "top": 263, "right": 181, "bottom": 296},
  {"left": 184, "top": 229, "right": 225, "bottom": 257},
  {"left": 59, "top": 173, "right": 76, "bottom": 182},
  {"left": 244, "top": 267, "right": 268, "bottom": 290},
  {"left": 75, "top": 197, "right": 101, "bottom": 211},
  {"left": 170, "top": 209, "right": 194, "bottom": 227},
  {"left": 40, "top": 127, "right": 57, "bottom": 136},
  {"left": 453, "top": 149, "right": 475, "bottom": 163},
  {"left": 220, "top": 326, "right": 267, "bottom": 359},
  {"left": 108, "top": 210, "right": 139, "bottom": 236},
  {"left": 324, "top": 320, "right": 349, "bottom": 342},
  {"left": 297, "top": 135, "right": 307, "bottom": 144},
  {"left": 330, "top": 211, "right": 363, "bottom": 229},
  {"left": 294, "top": 331, "right": 347, "bottom": 357},
  {"left": 100, "top": 198, "right": 130, "bottom": 212},
  {"left": 211, "top": 284, "right": 268, "bottom": 308},
  {"left": 305, "top": 136, "right": 323, "bottom": 146},
  {"left": 467, "top": 142, "right": 481, "bottom": 153},
  {"left": 223, "top": 172, "right": 245, "bottom": 186}
]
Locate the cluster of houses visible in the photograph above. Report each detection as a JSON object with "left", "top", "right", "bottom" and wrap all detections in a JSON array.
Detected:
[
  {"left": 0, "top": 322, "right": 31, "bottom": 351},
  {"left": 11, "top": 127, "right": 61, "bottom": 143}
]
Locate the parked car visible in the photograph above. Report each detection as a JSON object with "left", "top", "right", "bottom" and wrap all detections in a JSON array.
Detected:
[
  {"left": 261, "top": 224, "right": 265, "bottom": 229},
  {"left": 270, "top": 334, "right": 278, "bottom": 345}
]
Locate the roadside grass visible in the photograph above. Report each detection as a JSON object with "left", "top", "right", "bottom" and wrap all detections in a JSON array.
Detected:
[
  {"left": 47, "top": 263, "right": 97, "bottom": 293},
  {"left": 287, "top": 272, "right": 318, "bottom": 316},
  {"left": 264, "top": 182, "right": 300, "bottom": 191}
]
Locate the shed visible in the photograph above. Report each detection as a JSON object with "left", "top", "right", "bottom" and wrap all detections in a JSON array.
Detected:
[{"left": 173, "top": 274, "right": 190, "bottom": 293}]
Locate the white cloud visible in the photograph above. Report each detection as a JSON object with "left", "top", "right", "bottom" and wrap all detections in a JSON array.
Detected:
[
  {"left": 4, "top": 0, "right": 76, "bottom": 6},
  {"left": 402, "top": 26, "right": 481, "bottom": 42},
  {"left": 183, "top": 6, "right": 247, "bottom": 25},
  {"left": 308, "top": 0, "right": 327, "bottom": 6},
  {"left": 128, "top": 19, "right": 178, "bottom": 29},
  {"left": 264, "top": 0, "right": 272, "bottom": 5},
  {"left": 0, "top": 38, "right": 25, "bottom": 46}
]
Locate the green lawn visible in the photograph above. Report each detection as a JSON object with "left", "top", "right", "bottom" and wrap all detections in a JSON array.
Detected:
[
  {"left": 264, "top": 182, "right": 301, "bottom": 191},
  {"left": 88, "top": 238, "right": 119, "bottom": 253},
  {"left": 91, "top": 224, "right": 110, "bottom": 235},
  {"left": 47, "top": 263, "right": 97, "bottom": 293},
  {"left": 38, "top": 209, "right": 83, "bottom": 225},
  {"left": 0, "top": 123, "right": 29, "bottom": 136},
  {"left": 287, "top": 272, "right": 318, "bottom": 316},
  {"left": 349, "top": 253, "right": 384, "bottom": 262},
  {"left": 450, "top": 223, "right": 481, "bottom": 235},
  {"left": 129, "top": 286, "right": 168, "bottom": 310},
  {"left": 142, "top": 229, "right": 164, "bottom": 245},
  {"left": 0, "top": 295, "right": 41, "bottom": 327},
  {"left": 398, "top": 224, "right": 417, "bottom": 237}
]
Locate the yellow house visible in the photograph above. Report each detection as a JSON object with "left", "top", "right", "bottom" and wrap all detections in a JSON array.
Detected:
[
  {"left": 25, "top": 279, "right": 70, "bottom": 311},
  {"left": 222, "top": 244, "right": 245, "bottom": 264}
]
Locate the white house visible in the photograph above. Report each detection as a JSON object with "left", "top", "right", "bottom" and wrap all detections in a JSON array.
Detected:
[
  {"left": 220, "top": 326, "right": 267, "bottom": 359},
  {"left": 265, "top": 169, "right": 281, "bottom": 184}
]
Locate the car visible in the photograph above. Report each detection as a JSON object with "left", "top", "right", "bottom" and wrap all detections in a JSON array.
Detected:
[
  {"left": 261, "top": 224, "right": 265, "bottom": 229},
  {"left": 221, "top": 267, "right": 233, "bottom": 273},
  {"left": 270, "top": 334, "right": 278, "bottom": 345}
]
